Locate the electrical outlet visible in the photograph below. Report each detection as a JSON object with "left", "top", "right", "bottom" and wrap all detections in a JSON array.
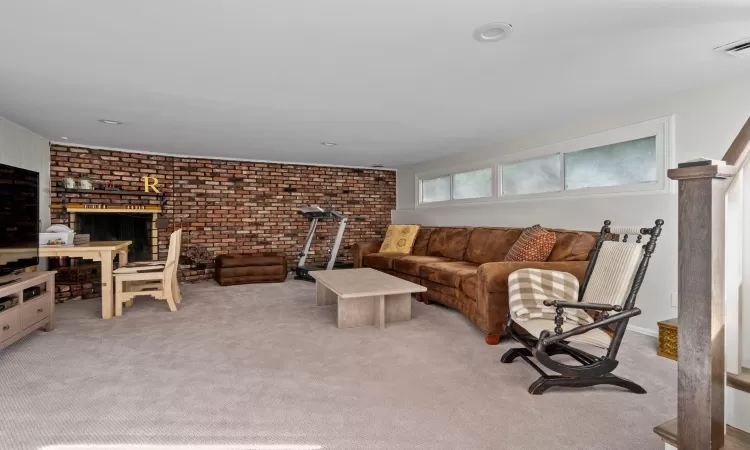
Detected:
[{"left": 671, "top": 292, "right": 678, "bottom": 308}]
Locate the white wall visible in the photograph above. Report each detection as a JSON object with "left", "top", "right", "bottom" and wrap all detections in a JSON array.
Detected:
[
  {"left": 0, "top": 116, "right": 51, "bottom": 234},
  {"left": 393, "top": 77, "right": 750, "bottom": 335}
]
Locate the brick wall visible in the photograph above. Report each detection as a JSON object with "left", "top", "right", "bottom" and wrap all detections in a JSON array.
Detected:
[{"left": 49, "top": 145, "right": 396, "bottom": 281}]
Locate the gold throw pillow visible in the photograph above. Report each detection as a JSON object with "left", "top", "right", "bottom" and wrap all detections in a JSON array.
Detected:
[{"left": 378, "top": 224, "right": 421, "bottom": 254}]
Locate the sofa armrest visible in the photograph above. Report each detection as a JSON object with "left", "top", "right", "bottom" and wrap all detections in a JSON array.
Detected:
[
  {"left": 475, "top": 261, "right": 589, "bottom": 335},
  {"left": 351, "top": 240, "right": 383, "bottom": 268}
]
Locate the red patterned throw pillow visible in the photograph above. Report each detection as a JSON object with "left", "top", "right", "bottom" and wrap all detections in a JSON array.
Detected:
[{"left": 505, "top": 225, "right": 557, "bottom": 262}]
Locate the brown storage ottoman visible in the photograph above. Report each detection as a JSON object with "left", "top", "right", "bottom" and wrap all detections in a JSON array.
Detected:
[{"left": 214, "top": 252, "right": 288, "bottom": 286}]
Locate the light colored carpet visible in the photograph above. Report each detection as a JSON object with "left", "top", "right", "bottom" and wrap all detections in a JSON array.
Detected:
[{"left": 0, "top": 279, "right": 676, "bottom": 450}]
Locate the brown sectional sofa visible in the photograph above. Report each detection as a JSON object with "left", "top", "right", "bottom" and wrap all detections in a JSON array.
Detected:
[{"left": 352, "top": 226, "right": 598, "bottom": 344}]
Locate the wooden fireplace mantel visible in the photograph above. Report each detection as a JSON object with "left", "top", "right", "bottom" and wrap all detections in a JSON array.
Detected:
[{"left": 50, "top": 203, "right": 162, "bottom": 213}]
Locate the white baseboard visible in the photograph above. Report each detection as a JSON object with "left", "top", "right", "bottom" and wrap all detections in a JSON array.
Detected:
[{"left": 628, "top": 325, "right": 658, "bottom": 337}]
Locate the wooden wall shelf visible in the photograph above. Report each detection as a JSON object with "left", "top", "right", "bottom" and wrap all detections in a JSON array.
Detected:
[{"left": 53, "top": 188, "right": 162, "bottom": 197}]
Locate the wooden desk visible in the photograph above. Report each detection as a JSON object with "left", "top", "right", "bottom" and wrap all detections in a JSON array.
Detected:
[{"left": 40, "top": 241, "right": 131, "bottom": 319}]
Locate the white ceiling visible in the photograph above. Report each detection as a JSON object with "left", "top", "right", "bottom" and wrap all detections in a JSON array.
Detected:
[{"left": 1, "top": 0, "right": 749, "bottom": 168}]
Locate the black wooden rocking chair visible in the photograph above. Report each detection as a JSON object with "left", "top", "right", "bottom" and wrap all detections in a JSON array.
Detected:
[{"left": 501, "top": 219, "right": 664, "bottom": 395}]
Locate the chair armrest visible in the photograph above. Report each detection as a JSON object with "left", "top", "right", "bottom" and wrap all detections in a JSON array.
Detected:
[
  {"left": 538, "top": 308, "right": 642, "bottom": 348},
  {"left": 542, "top": 300, "right": 622, "bottom": 312},
  {"left": 475, "top": 261, "right": 589, "bottom": 335},
  {"left": 351, "top": 240, "right": 383, "bottom": 268}
]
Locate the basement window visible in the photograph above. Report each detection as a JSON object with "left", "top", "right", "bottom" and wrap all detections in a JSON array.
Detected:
[
  {"left": 420, "top": 175, "right": 451, "bottom": 203},
  {"left": 415, "top": 115, "right": 672, "bottom": 206},
  {"left": 563, "top": 136, "right": 657, "bottom": 190},
  {"left": 452, "top": 168, "right": 493, "bottom": 200},
  {"left": 501, "top": 154, "right": 561, "bottom": 196}
]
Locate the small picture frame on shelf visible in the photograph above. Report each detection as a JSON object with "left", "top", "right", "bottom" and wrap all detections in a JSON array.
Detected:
[{"left": 78, "top": 176, "right": 93, "bottom": 190}]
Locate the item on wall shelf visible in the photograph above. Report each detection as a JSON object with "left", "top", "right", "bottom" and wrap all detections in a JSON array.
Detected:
[
  {"left": 39, "top": 225, "right": 75, "bottom": 247},
  {"left": 102, "top": 181, "right": 119, "bottom": 191},
  {"left": 63, "top": 177, "right": 77, "bottom": 189},
  {"left": 78, "top": 176, "right": 93, "bottom": 190},
  {"left": 657, "top": 318, "right": 678, "bottom": 360}
]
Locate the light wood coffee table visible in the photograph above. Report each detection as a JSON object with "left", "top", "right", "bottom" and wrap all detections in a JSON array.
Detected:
[{"left": 310, "top": 268, "right": 426, "bottom": 329}]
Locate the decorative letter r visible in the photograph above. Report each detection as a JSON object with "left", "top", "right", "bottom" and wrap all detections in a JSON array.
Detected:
[{"left": 143, "top": 176, "right": 160, "bottom": 193}]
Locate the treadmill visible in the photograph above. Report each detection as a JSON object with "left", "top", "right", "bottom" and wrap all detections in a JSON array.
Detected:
[{"left": 294, "top": 206, "right": 354, "bottom": 281}]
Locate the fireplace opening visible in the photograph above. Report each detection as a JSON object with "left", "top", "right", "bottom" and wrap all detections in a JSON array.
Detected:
[
  {"left": 49, "top": 212, "right": 156, "bottom": 303},
  {"left": 77, "top": 213, "right": 153, "bottom": 262}
]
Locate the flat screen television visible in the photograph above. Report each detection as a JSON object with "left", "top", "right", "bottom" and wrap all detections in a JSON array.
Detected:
[{"left": 0, "top": 163, "right": 39, "bottom": 277}]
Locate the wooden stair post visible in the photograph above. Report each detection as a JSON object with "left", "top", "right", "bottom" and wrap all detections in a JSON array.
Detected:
[
  {"left": 661, "top": 117, "right": 750, "bottom": 450},
  {"left": 668, "top": 160, "right": 734, "bottom": 450}
]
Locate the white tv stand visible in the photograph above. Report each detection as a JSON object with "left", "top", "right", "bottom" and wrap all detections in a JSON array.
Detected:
[{"left": 0, "top": 271, "right": 56, "bottom": 350}]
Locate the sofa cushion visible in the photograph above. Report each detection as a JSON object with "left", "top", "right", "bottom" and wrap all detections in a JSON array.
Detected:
[
  {"left": 427, "top": 227, "right": 473, "bottom": 260},
  {"left": 386, "top": 270, "right": 422, "bottom": 286},
  {"left": 547, "top": 230, "right": 597, "bottom": 262},
  {"left": 412, "top": 227, "right": 434, "bottom": 256},
  {"left": 363, "top": 253, "right": 405, "bottom": 271},
  {"left": 505, "top": 225, "right": 556, "bottom": 262},
  {"left": 378, "top": 224, "right": 421, "bottom": 254},
  {"left": 465, "top": 227, "right": 524, "bottom": 264},
  {"left": 419, "top": 261, "right": 479, "bottom": 288},
  {"left": 392, "top": 255, "right": 453, "bottom": 277}
]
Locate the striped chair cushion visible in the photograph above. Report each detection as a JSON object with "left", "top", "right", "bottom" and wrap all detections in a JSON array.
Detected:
[{"left": 581, "top": 241, "right": 643, "bottom": 306}]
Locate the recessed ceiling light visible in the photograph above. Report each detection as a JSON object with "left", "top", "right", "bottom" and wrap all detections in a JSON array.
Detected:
[
  {"left": 320, "top": 142, "right": 337, "bottom": 146},
  {"left": 61, "top": 137, "right": 69, "bottom": 140},
  {"left": 98, "top": 119, "right": 122, "bottom": 125},
  {"left": 473, "top": 22, "right": 513, "bottom": 42}
]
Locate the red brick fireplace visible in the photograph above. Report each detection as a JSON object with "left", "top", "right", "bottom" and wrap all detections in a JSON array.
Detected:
[{"left": 49, "top": 145, "right": 396, "bottom": 286}]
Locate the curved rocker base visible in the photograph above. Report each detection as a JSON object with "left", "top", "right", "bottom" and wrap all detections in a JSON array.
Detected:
[
  {"left": 501, "top": 346, "right": 571, "bottom": 364},
  {"left": 501, "top": 347, "right": 532, "bottom": 363},
  {"left": 528, "top": 374, "right": 647, "bottom": 395}
]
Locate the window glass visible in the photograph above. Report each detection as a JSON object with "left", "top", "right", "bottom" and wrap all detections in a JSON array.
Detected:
[
  {"left": 452, "top": 168, "right": 492, "bottom": 200},
  {"left": 501, "top": 154, "right": 561, "bottom": 196},
  {"left": 564, "top": 136, "right": 657, "bottom": 190},
  {"left": 420, "top": 176, "right": 451, "bottom": 203}
]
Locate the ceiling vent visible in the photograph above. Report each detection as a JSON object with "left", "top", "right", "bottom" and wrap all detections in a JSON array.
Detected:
[{"left": 715, "top": 37, "right": 750, "bottom": 57}]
